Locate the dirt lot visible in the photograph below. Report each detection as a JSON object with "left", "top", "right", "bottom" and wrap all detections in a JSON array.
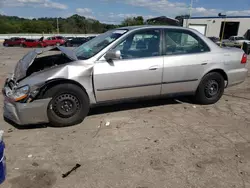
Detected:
[{"left": 0, "top": 46, "right": 250, "bottom": 188}]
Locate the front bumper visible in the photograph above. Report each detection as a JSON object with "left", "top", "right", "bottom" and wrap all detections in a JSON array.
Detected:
[{"left": 3, "top": 80, "right": 51, "bottom": 125}]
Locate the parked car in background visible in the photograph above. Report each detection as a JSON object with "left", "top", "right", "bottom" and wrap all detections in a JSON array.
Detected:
[
  {"left": 42, "top": 36, "right": 66, "bottom": 46},
  {"left": 65, "top": 37, "right": 88, "bottom": 47},
  {"left": 21, "top": 37, "right": 46, "bottom": 48},
  {"left": 3, "top": 37, "right": 26, "bottom": 47},
  {"left": 222, "top": 36, "right": 250, "bottom": 47},
  {"left": 65, "top": 37, "right": 74, "bottom": 41},
  {"left": 2, "top": 26, "right": 248, "bottom": 127}
]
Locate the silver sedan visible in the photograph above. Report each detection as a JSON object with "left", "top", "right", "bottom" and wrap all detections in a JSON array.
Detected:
[{"left": 3, "top": 25, "right": 248, "bottom": 127}]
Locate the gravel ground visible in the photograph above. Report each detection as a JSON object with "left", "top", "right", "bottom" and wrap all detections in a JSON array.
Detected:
[{"left": 0, "top": 46, "right": 250, "bottom": 188}]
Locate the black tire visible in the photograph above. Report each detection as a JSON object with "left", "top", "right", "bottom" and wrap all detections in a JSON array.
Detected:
[
  {"left": 194, "top": 72, "right": 225, "bottom": 105},
  {"left": 42, "top": 83, "right": 89, "bottom": 127}
]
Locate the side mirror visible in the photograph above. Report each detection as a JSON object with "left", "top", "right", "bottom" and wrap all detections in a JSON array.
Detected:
[{"left": 104, "top": 50, "right": 121, "bottom": 60}]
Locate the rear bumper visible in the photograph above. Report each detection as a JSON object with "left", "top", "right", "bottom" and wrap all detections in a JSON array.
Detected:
[
  {"left": 227, "top": 67, "right": 248, "bottom": 87},
  {"left": 2, "top": 80, "right": 51, "bottom": 125}
]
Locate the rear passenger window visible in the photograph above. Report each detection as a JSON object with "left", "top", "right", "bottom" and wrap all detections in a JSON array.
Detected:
[{"left": 164, "top": 29, "right": 210, "bottom": 55}]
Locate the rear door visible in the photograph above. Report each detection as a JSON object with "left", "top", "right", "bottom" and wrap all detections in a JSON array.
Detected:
[
  {"left": 161, "top": 28, "right": 211, "bottom": 95},
  {"left": 94, "top": 28, "right": 164, "bottom": 102}
]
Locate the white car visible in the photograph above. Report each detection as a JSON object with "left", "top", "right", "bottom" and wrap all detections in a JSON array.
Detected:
[{"left": 222, "top": 36, "right": 250, "bottom": 47}]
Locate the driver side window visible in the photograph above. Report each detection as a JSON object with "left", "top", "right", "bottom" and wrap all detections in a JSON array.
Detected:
[{"left": 112, "top": 29, "right": 161, "bottom": 59}]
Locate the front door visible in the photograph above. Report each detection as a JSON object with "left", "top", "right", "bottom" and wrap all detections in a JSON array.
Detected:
[
  {"left": 161, "top": 28, "right": 211, "bottom": 95},
  {"left": 94, "top": 28, "right": 164, "bottom": 102}
]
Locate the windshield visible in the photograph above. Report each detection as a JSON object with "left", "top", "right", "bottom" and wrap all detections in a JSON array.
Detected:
[
  {"left": 235, "top": 37, "right": 245, "bottom": 40},
  {"left": 74, "top": 29, "right": 128, "bottom": 60}
]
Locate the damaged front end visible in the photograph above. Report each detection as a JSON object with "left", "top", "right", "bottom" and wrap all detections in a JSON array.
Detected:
[
  {"left": 3, "top": 46, "right": 95, "bottom": 125},
  {"left": 3, "top": 79, "right": 52, "bottom": 125}
]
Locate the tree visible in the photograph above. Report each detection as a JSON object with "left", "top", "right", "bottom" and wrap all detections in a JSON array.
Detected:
[
  {"left": 121, "top": 16, "right": 144, "bottom": 26},
  {"left": 0, "top": 14, "right": 146, "bottom": 34}
]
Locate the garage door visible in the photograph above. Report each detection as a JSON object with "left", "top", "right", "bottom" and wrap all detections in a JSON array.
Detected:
[{"left": 189, "top": 25, "right": 206, "bottom": 35}]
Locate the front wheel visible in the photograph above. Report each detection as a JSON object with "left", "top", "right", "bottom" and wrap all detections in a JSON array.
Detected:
[
  {"left": 194, "top": 72, "right": 225, "bottom": 105},
  {"left": 42, "top": 83, "right": 90, "bottom": 127}
]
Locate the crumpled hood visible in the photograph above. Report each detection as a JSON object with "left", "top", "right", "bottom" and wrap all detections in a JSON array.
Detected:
[{"left": 13, "top": 46, "right": 78, "bottom": 81}]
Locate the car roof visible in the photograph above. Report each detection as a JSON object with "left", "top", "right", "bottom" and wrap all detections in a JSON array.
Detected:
[{"left": 118, "top": 25, "right": 183, "bottom": 31}]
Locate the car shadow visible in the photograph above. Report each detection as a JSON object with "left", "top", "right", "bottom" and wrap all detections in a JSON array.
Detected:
[
  {"left": 4, "top": 116, "right": 48, "bottom": 130},
  {"left": 4, "top": 96, "right": 192, "bottom": 130},
  {"left": 89, "top": 96, "right": 192, "bottom": 116}
]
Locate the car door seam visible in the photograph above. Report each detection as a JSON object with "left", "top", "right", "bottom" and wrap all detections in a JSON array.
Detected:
[{"left": 97, "top": 79, "right": 199, "bottom": 91}]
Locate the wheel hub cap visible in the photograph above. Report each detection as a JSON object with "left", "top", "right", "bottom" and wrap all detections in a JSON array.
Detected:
[
  {"left": 205, "top": 80, "right": 219, "bottom": 98},
  {"left": 53, "top": 94, "right": 80, "bottom": 118}
]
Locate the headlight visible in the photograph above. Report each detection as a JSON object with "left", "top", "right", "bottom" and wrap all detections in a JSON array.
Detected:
[{"left": 12, "top": 85, "right": 30, "bottom": 102}]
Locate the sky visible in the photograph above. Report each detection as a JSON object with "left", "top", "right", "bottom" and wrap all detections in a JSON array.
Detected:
[{"left": 0, "top": 0, "right": 250, "bottom": 24}]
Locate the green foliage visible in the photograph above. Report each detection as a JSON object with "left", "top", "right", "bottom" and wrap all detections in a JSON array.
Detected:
[
  {"left": 121, "top": 16, "right": 144, "bottom": 26},
  {"left": 0, "top": 14, "right": 118, "bottom": 34}
]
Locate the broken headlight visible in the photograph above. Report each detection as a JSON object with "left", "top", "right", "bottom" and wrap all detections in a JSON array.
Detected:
[{"left": 12, "top": 85, "right": 30, "bottom": 102}]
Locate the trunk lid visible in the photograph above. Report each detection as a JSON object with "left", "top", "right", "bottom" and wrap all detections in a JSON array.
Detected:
[{"left": 13, "top": 46, "right": 77, "bottom": 81}]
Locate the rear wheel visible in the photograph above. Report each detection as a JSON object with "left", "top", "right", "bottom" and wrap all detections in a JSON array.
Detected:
[
  {"left": 194, "top": 72, "right": 225, "bottom": 105},
  {"left": 56, "top": 43, "right": 60, "bottom": 46},
  {"left": 42, "top": 83, "right": 89, "bottom": 127}
]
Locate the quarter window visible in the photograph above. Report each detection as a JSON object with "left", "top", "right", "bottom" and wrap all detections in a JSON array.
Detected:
[
  {"left": 112, "top": 29, "right": 161, "bottom": 59},
  {"left": 164, "top": 29, "right": 210, "bottom": 55}
]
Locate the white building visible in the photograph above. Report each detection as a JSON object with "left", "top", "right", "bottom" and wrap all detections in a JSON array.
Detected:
[{"left": 183, "top": 16, "right": 250, "bottom": 39}]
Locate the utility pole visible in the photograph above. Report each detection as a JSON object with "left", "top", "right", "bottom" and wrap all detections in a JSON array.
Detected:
[
  {"left": 57, "top": 17, "right": 59, "bottom": 34},
  {"left": 186, "top": 0, "right": 193, "bottom": 28},
  {"left": 218, "top": 13, "right": 226, "bottom": 47}
]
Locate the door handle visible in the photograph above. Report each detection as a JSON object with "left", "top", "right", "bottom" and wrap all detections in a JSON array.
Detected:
[
  {"left": 201, "top": 60, "right": 209, "bottom": 65},
  {"left": 149, "top": 65, "right": 160, "bottom": 70}
]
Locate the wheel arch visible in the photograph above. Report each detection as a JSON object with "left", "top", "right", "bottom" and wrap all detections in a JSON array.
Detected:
[
  {"left": 36, "top": 78, "right": 90, "bottom": 101},
  {"left": 201, "top": 68, "right": 228, "bottom": 87}
]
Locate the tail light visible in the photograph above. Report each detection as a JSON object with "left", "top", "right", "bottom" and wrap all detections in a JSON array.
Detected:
[{"left": 241, "top": 53, "right": 247, "bottom": 64}]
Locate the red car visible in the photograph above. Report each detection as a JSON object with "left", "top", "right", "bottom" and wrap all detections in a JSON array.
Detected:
[
  {"left": 43, "top": 36, "right": 66, "bottom": 46},
  {"left": 21, "top": 37, "right": 47, "bottom": 48},
  {"left": 3, "top": 37, "right": 26, "bottom": 47},
  {"left": 22, "top": 36, "right": 66, "bottom": 48}
]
